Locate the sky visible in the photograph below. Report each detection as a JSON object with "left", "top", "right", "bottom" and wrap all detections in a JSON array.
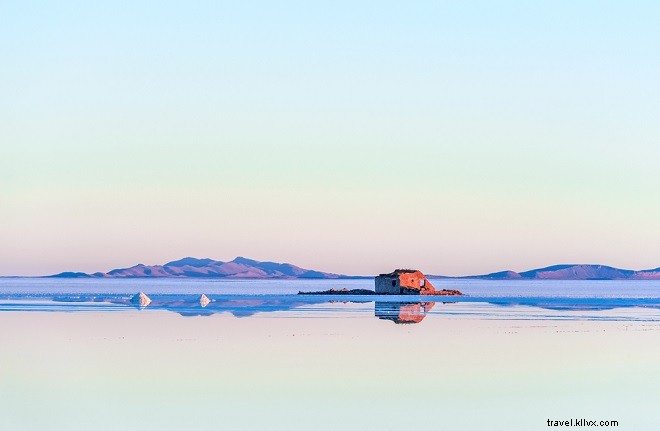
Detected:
[{"left": 1, "top": 1, "right": 659, "bottom": 276}]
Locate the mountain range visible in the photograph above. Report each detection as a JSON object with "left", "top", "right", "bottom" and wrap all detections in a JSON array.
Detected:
[
  {"left": 48, "top": 258, "right": 660, "bottom": 280},
  {"left": 51, "top": 257, "right": 349, "bottom": 279},
  {"left": 442, "top": 264, "right": 660, "bottom": 280}
]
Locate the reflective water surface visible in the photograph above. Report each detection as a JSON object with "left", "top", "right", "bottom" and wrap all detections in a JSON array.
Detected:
[
  {"left": 1, "top": 279, "right": 660, "bottom": 430},
  {"left": 2, "top": 291, "right": 660, "bottom": 323}
]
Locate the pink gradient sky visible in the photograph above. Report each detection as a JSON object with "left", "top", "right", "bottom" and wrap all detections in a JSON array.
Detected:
[{"left": 2, "top": 2, "right": 659, "bottom": 276}]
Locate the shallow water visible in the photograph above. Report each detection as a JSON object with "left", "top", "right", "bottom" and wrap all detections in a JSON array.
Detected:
[
  {"left": 3, "top": 277, "right": 660, "bottom": 298},
  {"left": 1, "top": 279, "right": 659, "bottom": 430},
  {"left": 2, "top": 278, "right": 660, "bottom": 321}
]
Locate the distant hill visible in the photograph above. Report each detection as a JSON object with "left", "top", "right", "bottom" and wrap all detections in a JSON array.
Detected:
[
  {"left": 46, "top": 261, "right": 660, "bottom": 280},
  {"left": 50, "top": 257, "right": 353, "bottom": 279},
  {"left": 456, "top": 264, "right": 660, "bottom": 280}
]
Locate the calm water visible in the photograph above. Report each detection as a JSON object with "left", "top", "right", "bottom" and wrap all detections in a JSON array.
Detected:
[
  {"left": 2, "top": 278, "right": 660, "bottom": 430},
  {"left": 2, "top": 277, "right": 660, "bottom": 297},
  {"left": 2, "top": 278, "right": 660, "bottom": 320}
]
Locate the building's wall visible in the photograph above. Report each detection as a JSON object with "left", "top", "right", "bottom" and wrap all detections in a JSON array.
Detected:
[
  {"left": 398, "top": 272, "right": 422, "bottom": 289},
  {"left": 399, "top": 271, "right": 436, "bottom": 294},
  {"left": 375, "top": 276, "right": 401, "bottom": 294},
  {"left": 419, "top": 276, "right": 436, "bottom": 295},
  {"left": 375, "top": 271, "right": 437, "bottom": 295}
]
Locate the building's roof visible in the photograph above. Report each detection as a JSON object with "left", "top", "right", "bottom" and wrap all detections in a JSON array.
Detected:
[{"left": 377, "top": 269, "right": 422, "bottom": 278}]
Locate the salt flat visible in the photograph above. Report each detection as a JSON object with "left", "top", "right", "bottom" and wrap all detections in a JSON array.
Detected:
[{"left": 1, "top": 303, "right": 659, "bottom": 431}]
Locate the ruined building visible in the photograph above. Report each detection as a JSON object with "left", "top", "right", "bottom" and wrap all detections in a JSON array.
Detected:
[{"left": 375, "top": 269, "right": 437, "bottom": 295}]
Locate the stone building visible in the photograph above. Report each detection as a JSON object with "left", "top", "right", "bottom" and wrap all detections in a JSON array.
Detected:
[{"left": 374, "top": 269, "right": 436, "bottom": 295}]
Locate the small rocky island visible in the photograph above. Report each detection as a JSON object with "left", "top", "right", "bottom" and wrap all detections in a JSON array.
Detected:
[
  {"left": 298, "top": 288, "right": 378, "bottom": 295},
  {"left": 299, "top": 269, "right": 462, "bottom": 296}
]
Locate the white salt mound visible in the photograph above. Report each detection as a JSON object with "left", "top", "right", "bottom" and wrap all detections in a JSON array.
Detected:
[{"left": 131, "top": 292, "right": 151, "bottom": 307}]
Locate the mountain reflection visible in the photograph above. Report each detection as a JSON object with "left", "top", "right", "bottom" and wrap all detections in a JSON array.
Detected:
[
  {"left": 3, "top": 293, "right": 658, "bottom": 323},
  {"left": 44, "top": 294, "right": 435, "bottom": 323}
]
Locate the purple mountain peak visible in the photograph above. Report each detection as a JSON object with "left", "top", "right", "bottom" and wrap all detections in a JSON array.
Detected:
[{"left": 50, "top": 257, "right": 347, "bottom": 279}]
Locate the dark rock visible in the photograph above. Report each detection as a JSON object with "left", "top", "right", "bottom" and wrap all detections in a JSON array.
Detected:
[{"left": 298, "top": 288, "right": 376, "bottom": 295}]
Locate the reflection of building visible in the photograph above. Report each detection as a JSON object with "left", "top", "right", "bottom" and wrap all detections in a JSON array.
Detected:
[
  {"left": 375, "top": 302, "right": 435, "bottom": 324},
  {"left": 375, "top": 269, "right": 436, "bottom": 294}
]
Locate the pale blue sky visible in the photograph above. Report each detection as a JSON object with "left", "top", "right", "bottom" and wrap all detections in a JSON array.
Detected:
[{"left": 1, "top": 1, "right": 659, "bottom": 275}]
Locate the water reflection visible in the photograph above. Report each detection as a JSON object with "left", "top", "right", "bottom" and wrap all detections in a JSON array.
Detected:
[
  {"left": 2, "top": 293, "right": 660, "bottom": 323},
  {"left": 3, "top": 293, "right": 434, "bottom": 323},
  {"left": 375, "top": 302, "right": 434, "bottom": 324}
]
